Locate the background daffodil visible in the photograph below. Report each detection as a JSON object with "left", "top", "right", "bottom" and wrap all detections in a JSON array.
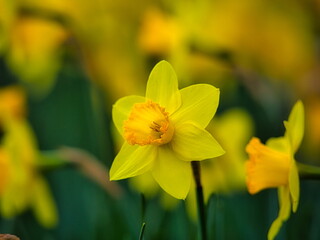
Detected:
[
  {"left": 245, "top": 100, "right": 304, "bottom": 240},
  {"left": 0, "top": 86, "right": 58, "bottom": 228},
  {"left": 186, "top": 108, "right": 254, "bottom": 220},
  {"left": 110, "top": 60, "right": 225, "bottom": 199}
]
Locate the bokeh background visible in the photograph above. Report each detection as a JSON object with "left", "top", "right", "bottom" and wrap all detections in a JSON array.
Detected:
[{"left": 0, "top": 0, "right": 320, "bottom": 239}]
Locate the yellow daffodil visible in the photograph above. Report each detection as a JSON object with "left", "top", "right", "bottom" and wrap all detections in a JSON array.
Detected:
[
  {"left": 110, "top": 60, "right": 224, "bottom": 199},
  {"left": 245, "top": 100, "right": 304, "bottom": 240},
  {"left": 0, "top": 86, "right": 58, "bottom": 228}
]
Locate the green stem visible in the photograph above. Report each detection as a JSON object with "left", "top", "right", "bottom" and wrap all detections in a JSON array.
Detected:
[
  {"left": 191, "top": 161, "right": 207, "bottom": 240},
  {"left": 297, "top": 162, "right": 320, "bottom": 180},
  {"left": 139, "top": 222, "right": 146, "bottom": 240}
]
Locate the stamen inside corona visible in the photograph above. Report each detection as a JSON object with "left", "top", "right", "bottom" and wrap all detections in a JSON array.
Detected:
[{"left": 123, "top": 100, "right": 174, "bottom": 146}]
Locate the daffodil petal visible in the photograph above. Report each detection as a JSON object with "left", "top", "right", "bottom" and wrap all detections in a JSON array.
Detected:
[
  {"left": 152, "top": 146, "right": 191, "bottom": 199},
  {"left": 112, "top": 95, "right": 145, "bottom": 134},
  {"left": 31, "top": 177, "right": 58, "bottom": 228},
  {"left": 145, "top": 61, "right": 181, "bottom": 114},
  {"left": 289, "top": 160, "right": 300, "bottom": 212},
  {"left": 171, "top": 122, "right": 225, "bottom": 161},
  {"left": 171, "top": 84, "right": 220, "bottom": 128},
  {"left": 268, "top": 186, "right": 291, "bottom": 240},
  {"left": 284, "top": 100, "right": 304, "bottom": 153},
  {"left": 266, "top": 137, "right": 289, "bottom": 154},
  {"left": 268, "top": 218, "right": 282, "bottom": 240},
  {"left": 110, "top": 143, "right": 156, "bottom": 180},
  {"left": 278, "top": 186, "right": 291, "bottom": 221}
]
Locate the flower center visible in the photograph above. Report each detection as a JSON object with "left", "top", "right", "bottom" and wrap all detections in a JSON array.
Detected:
[
  {"left": 245, "top": 138, "right": 290, "bottom": 194},
  {"left": 123, "top": 100, "right": 174, "bottom": 146}
]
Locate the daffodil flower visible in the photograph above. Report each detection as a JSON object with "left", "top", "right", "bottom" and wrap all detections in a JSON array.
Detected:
[
  {"left": 110, "top": 61, "right": 224, "bottom": 199},
  {"left": 8, "top": 17, "right": 68, "bottom": 96},
  {"left": 0, "top": 86, "right": 58, "bottom": 228},
  {"left": 246, "top": 100, "right": 304, "bottom": 240}
]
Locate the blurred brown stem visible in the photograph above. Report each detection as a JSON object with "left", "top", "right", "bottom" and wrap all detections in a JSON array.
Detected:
[
  {"left": 58, "top": 147, "right": 123, "bottom": 199},
  {"left": 0, "top": 234, "right": 20, "bottom": 240}
]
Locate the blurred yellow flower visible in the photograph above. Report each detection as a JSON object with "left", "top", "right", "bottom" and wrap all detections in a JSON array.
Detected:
[
  {"left": 186, "top": 108, "right": 253, "bottom": 220},
  {"left": 0, "top": 149, "right": 10, "bottom": 195},
  {"left": 110, "top": 60, "right": 224, "bottom": 199},
  {"left": 206, "top": 109, "right": 254, "bottom": 192},
  {"left": 246, "top": 100, "right": 304, "bottom": 240},
  {"left": 0, "top": 0, "right": 16, "bottom": 53},
  {"left": 139, "top": 7, "right": 183, "bottom": 56},
  {"left": 0, "top": 86, "right": 58, "bottom": 228},
  {"left": 7, "top": 17, "right": 69, "bottom": 96},
  {"left": 194, "top": 0, "right": 316, "bottom": 82},
  {"left": 139, "top": 1, "right": 316, "bottom": 86},
  {"left": 0, "top": 85, "right": 25, "bottom": 120},
  {"left": 129, "top": 172, "right": 158, "bottom": 199},
  {"left": 22, "top": 0, "right": 150, "bottom": 101}
]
